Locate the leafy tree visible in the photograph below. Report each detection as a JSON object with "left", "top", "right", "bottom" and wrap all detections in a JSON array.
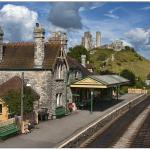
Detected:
[
  {"left": 4, "top": 90, "right": 21, "bottom": 115},
  {"left": 67, "top": 45, "right": 90, "bottom": 62},
  {"left": 100, "top": 70, "right": 115, "bottom": 75},
  {"left": 120, "top": 69, "right": 136, "bottom": 86},
  {"left": 3, "top": 87, "right": 38, "bottom": 115},
  {"left": 124, "top": 46, "right": 135, "bottom": 52}
]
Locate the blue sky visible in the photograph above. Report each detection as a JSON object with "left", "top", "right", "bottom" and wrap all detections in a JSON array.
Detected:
[{"left": 0, "top": 2, "right": 150, "bottom": 59}]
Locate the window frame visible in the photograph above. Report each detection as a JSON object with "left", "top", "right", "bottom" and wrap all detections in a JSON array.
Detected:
[{"left": 56, "top": 93, "right": 63, "bottom": 107}]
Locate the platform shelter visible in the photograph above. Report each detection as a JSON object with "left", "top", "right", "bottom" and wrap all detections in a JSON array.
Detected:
[{"left": 70, "top": 75, "right": 129, "bottom": 113}]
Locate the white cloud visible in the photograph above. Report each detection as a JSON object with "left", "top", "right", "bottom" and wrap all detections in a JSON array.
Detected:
[
  {"left": 141, "top": 6, "right": 150, "bottom": 10},
  {"left": 125, "top": 28, "right": 150, "bottom": 44},
  {"left": 122, "top": 40, "right": 133, "bottom": 47},
  {"left": 125, "top": 28, "right": 150, "bottom": 59},
  {"left": 104, "top": 7, "right": 122, "bottom": 20},
  {"left": 0, "top": 4, "right": 38, "bottom": 42},
  {"left": 104, "top": 13, "right": 119, "bottom": 19}
]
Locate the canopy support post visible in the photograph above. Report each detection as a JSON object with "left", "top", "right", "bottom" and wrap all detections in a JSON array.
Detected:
[
  {"left": 90, "top": 89, "right": 94, "bottom": 114},
  {"left": 117, "top": 86, "right": 119, "bottom": 100}
]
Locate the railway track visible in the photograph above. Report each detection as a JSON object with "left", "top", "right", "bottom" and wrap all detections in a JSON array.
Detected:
[
  {"left": 130, "top": 106, "right": 150, "bottom": 148},
  {"left": 86, "top": 95, "right": 150, "bottom": 148}
]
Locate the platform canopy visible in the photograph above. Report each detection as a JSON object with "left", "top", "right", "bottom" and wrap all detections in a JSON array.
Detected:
[{"left": 70, "top": 75, "right": 129, "bottom": 89}]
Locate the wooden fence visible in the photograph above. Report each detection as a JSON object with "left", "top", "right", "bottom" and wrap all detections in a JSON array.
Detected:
[{"left": 128, "top": 88, "right": 147, "bottom": 94}]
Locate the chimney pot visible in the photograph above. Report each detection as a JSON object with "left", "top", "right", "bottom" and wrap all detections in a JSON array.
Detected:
[{"left": 81, "top": 55, "right": 86, "bottom": 67}]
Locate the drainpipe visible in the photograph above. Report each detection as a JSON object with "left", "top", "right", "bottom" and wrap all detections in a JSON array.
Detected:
[{"left": 65, "top": 70, "right": 70, "bottom": 113}]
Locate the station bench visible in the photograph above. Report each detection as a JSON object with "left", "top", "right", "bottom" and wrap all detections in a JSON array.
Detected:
[
  {"left": 55, "top": 106, "right": 66, "bottom": 118},
  {"left": 0, "top": 123, "right": 20, "bottom": 140}
]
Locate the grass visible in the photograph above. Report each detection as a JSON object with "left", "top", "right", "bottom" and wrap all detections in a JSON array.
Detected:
[{"left": 90, "top": 48, "right": 150, "bottom": 80}]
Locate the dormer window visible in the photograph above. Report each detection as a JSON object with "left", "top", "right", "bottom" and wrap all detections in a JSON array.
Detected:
[
  {"left": 75, "top": 71, "right": 79, "bottom": 79},
  {"left": 57, "top": 64, "right": 63, "bottom": 79}
]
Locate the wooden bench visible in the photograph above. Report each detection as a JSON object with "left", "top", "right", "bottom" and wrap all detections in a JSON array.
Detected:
[
  {"left": 0, "top": 123, "right": 20, "bottom": 140},
  {"left": 55, "top": 106, "right": 66, "bottom": 118}
]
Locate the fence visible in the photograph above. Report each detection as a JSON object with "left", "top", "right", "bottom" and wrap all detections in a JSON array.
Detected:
[
  {"left": 128, "top": 88, "right": 147, "bottom": 94},
  {"left": 0, "top": 118, "right": 15, "bottom": 128}
]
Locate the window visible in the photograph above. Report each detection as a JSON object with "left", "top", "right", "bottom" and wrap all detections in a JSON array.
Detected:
[
  {"left": 0, "top": 104, "right": 2, "bottom": 114},
  {"left": 56, "top": 93, "right": 62, "bottom": 107},
  {"left": 57, "top": 64, "right": 63, "bottom": 79},
  {"left": 75, "top": 71, "right": 79, "bottom": 79}
]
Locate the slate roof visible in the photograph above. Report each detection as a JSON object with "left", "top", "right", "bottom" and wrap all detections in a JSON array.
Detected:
[
  {"left": 66, "top": 56, "right": 91, "bottom": 76},
  {"left": 90, "top": 75, "right": 129, "bottom": 86},
  {"left": 0, "top": 42, "right": 61, "bottom": 70},
  {"left": 0, "top": 42, "right": 91, "bottom": 76}
]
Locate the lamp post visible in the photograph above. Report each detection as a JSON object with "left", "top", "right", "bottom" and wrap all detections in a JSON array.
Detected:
[{"left": 21, "top": 72, "right": 24, "bottom": 121}]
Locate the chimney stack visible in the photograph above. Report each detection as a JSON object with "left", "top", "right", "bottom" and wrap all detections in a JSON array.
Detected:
[
  {"left": 33, "top": 23, "right": 45, "bottom": 68},
  {"left": 81, "top": 55, "right": 86, "bottom": 67},
  {"left": 0, "top": 26, "right": 4, "bottom": 62}
]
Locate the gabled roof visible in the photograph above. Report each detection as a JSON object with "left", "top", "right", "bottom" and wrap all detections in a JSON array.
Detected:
[
  {"left": 70, "top": 75, "right": 129, "bottom": 88},
  {"left": 0, "top": 42, "right": 61, "bottom": 70},
  {"left": 0, "top": 76, "right": 39, "bottom": 99}
]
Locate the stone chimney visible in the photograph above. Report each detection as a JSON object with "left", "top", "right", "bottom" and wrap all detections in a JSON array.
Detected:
[
  {"left": 81, "top": 55, "right": 86, "bottom": 67},
  {"left": 33, "top": 23, "right": 45, "bottom": 68},
  {"left": 0, "top": 26, "right": 4, "bottom": 62}
]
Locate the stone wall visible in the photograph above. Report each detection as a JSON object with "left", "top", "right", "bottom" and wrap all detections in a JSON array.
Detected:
[
  {"left": 51, "top": 62, "right": 68, "bottom": 115},
  {"left": 0, "top": 71, "right": 52, "bottom": 115},
  {"left": 0, "top": 65, "right": 86, "bottom": 118}
]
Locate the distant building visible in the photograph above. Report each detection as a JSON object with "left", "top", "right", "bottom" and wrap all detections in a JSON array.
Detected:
[
  {"left": 101, "top": 39, "right": 124, "bottom": 51},
  {"left": 81, "top": 31, "right": 102, "bottom": 50},
  {"left": 96, "top": 31, "right": 101, "bottom": 48}
]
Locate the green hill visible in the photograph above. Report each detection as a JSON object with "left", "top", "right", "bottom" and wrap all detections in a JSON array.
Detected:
[{"left": 90, "top": 47, "right": 150, "bottom": 80}]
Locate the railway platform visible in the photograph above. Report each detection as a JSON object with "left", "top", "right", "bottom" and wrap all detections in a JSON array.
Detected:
[{"left": 0, "top": 93, "right": 144, "bottom": 148}]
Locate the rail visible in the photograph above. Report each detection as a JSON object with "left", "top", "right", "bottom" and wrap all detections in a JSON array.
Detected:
[{"left": 57, "top": 94, "right": 147, "bottom": 148}]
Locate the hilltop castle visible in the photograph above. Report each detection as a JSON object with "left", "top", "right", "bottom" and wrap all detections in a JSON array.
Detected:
[
  {"left": 81, "top": 31, "right": 124, "bottom": 51},
  {"left": 81, "top": 31, "right": 101, "bottom": 50}
]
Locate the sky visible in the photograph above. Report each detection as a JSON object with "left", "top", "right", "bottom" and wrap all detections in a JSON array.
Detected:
[{"left": 0, "top": 2, "right": 150, "bottom": 59}]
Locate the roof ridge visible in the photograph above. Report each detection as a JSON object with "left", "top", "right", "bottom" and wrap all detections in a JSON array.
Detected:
[{"left": 4, "top": 42, "right": 34, "bottom": 47}]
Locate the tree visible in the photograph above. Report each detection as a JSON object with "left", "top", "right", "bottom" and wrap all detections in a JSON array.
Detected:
[
  {"left": 67, "top": 45, "right": 90, "bottom": 62},
  {"left": 120, "top": 69, "right": 136, "bottom": 86},
  {"left": 3, "top": 87, "right": 39, "bottom": 115},
  {"left": 147, "top": 73, "right": 150, "bottom": 80},
  {"left": 124, "top": 46, "right": 135, "bottom": 52}
]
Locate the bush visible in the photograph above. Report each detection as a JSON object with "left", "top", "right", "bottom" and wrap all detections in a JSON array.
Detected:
[
  {"left": 3, "top": 87, "right": 38, "bottom": 115},
  {"left": 120, "top": 69, "right": 136, "bottom": 86},
  {"left": 119, "top": 86, "right": 128, "bottom": 95},
  {"left": 135, "top": 77, "right": 146, "bottom": 88}
]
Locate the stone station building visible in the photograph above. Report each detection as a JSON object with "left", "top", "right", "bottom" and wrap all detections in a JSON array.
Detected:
[{"left": 0, "top": 23, "right": 90, "bottom": 119}]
